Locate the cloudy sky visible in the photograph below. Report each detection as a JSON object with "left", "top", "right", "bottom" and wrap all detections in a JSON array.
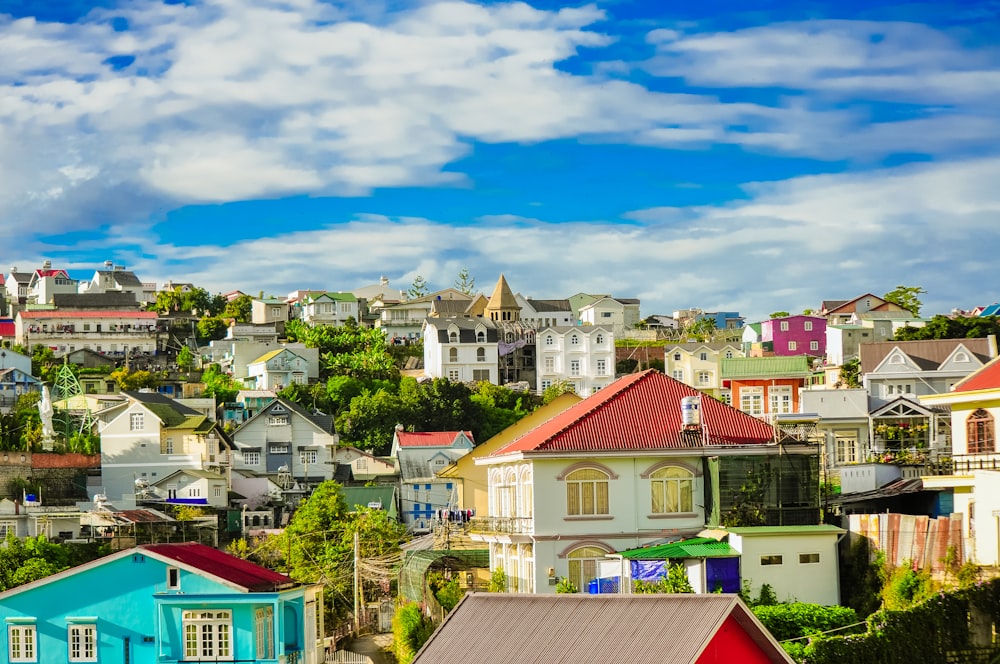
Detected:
[{"left": 3, "top": 0, "right": 999, "bottom": 321}]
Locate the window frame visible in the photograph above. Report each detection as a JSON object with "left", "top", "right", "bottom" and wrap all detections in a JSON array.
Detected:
[
  {"left": 968, "top": 408, "right": 996, "bottom": 454},
  {"left": 255, "top": 607, "right": 274, "bottom": 660},
  {"left": 565, "top": 468, "right": 610, "bottom": 517},
  {"left": 183, "top": 610, "right": 233, "bottom": 661},
  {"left": 8, "top": 624, "right": 37, "bottom": 663},
  {"left": 67, "top": 623, "right": 97, "bottom": 662},
  {"left": 649, "top": 466, "right": 694, "bottom": 515},
  {"left": 129, "top": 412, "right": 144, "bottom": 431}
]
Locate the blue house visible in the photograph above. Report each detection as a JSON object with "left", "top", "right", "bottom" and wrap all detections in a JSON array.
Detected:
[{"left": 0, "top": 542, "right": 323, "bottom": 664}]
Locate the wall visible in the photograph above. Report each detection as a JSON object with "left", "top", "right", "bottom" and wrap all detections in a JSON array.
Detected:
[{"left": 728, "top": 530, "right": 841, "bottom": 605}]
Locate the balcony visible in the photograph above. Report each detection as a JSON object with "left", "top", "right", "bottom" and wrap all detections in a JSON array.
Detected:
[
  {"left": 468, "top": 516, "right": 534, "bottom": 536},
  {"left": 924, "top": 453, "right": 1000, "bottom": 476}
]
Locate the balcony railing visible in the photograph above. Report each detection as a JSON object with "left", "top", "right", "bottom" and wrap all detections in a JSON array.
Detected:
[
  {"left": 468, "top": 516, "right": 534, "bottom": 535},
  {"left": 924, "top": 453, "right": 1000, "bottom": 475}
]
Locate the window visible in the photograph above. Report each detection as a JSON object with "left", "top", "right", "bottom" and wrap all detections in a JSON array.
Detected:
[
  {"left": 449, "top": 331, "right": 458, "bottom": 343},
  {"left": 780, "top": 321, "right": 789, "bottom": 331},
  {"left": 697, "top": 371, "right": 711, "bottom": 385},
  {"left": 672, "top": 369, "right": 684, "bottom": 381},
  {"left": 0, "top": 520, "right": 15, "bottom": 538},
  {"left": 270, "top": 444, "right": 289, "bottom": 454},
  {"left": 214, "top": 486, "right": 222, "bottom": 498},
  {"left": 165, "top": 438, "right": 174, "bottom": 454},
  {"left": 760, "top": 555, "right": 783, "bottom": 566},
  {"left": 8, "top": 624, "right": 36, "bottom": 662},
  {"left": 168, "top": 567, "right": 180, "bottom": 589},
  {"left": 68, "top": 624, "right": 97, "bottom": 662},
  {"left": 565, "top": 468, "right": 609, "bottom": 516},
  {"left": 477, "top": 347, "right": 486, "bottom": 362},
  {"left": 596, "top": 359, "right": 607, "bottom": 375},
  {"left": 189, "top": 487, "right": 201, "bottom": 497},
  {"left": 568, "top": 546, "right": 607, "bottom": 592},
  {"left": 243, "top": 451, "right": 260, "bottom": 465},
  {"left": 472, "top": 369, "right": 490, "bottom": 382},
  {"left": 545, "top": 336, "right": 553, "bottom": 346},
  {"left": 699, "top": 352, "right": 707, "bottom": 361},
  {"left": 340, "top": 302, "right": 352, "bottom": 313},
  {"left": 740, "top": 387, "right": 764, "bottom": 416},
  {"left": 449, "top": 348, "right": 458, "bottom": 362},
  {"left": 955, "top": 351, "right": 970, "bottom": 363},
  {"left": 541, "top": 379, "right": 552, "bottom": 390},
  {"left": 602, "top": 311, "right": 612, "bottom": 318},
  {"left": 477, "top": 331, "right": 486, "bottom": 342},
  {"left": 835, "top": 432, "right": 858, "bottom": 464},
  {"left": 570, "top": 335, "right": 579, "bottom": 345},
  {"left": 968, "top": 409, "right": 995, "bottom": 454},
  {"left": 183, "top": 610, "right": 232, "bottom": 660},
  {"left": 130, "top": 412, "right": 144, "bottom": 431},
  {"left": 725, "top": 350, "right": 733, "bottom": 359},
  {"left": 300, "top": 450, "right": 318, "bottom": 465},
  {"left": 570, "top": 360, "right": 580, "bottom": 376},
  {"left": 788, "top": 341, "right": 797, "bottom": 351},
  {"left": 255, "top": 608, "right": 274, "bottom": 660},
  {"left": 804, "top": 320, "right": 813, "bottom": 331},
  {"left": 544, "top": 357, "right": 555, "bottom": 372},
  {"left": 448, "top": 369, "right": 460, "bottom": 381},
  {"left": 810, "top": 340, "right": 819, "bottom": 351},
  {"left": 673, "top": 352, "right": 681, "bottom": 361},
  {"left": 596, "top": 334, "right": 604, "bottom": 344},
  {"left": 650, "top": 466, "right": 693, "bottom": 514},
  {"left": 799, "top": 553, "right": 820, "bottom": 564},
  {"left": 769, "top": 386, "right": 792, "bottom": 414},
  {"left": 267, "top": 416, "right": 288, "bottom": 426}
]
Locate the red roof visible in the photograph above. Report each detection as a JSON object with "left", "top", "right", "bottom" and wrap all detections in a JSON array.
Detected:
[
  {"left": 397, "top": 431, "right": 474, "bottom": 447},
  {"left": 494, "top": 370, "right": 779, "bottom": 455},
  {"left": 141, "top": 542, "right": 294, "bottom": 591},
  {"left": 18, "top": 310, "right": 159, "bottom": 319},
  {"left": 952, "top": 356, "right": 1000, "bottom": 393},
  {"left": 35, "top": 269, "right": 70, "bottom": 278},
  {"left": 0, "top": 320, "right": 14, "bottom": 336}
]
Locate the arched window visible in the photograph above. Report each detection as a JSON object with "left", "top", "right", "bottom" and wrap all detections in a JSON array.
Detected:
[
  {"left": 570, "top": 335, "right": 579, "bottom": 345},
  {"left": 477, "top": 347, "right": 486, "bottom": 362},
  {"left": 545, "top": 336, "right": 554, "bottom": 346},
  {"left": 567, "top": 545, "right": 608, "bottom": 592},
  {"left": 650, "top": 466, "right": 694, "bottom": 514},
  {"left": 519, "top": 467, "right": 533, "bottom": 518},
  {"left": 968, "top": 409, "right": 995, "bottom": 454},
  {"left": 449, "top": 331, "right": 458, "bottom": 343},
  {"left": 477, "top": 330, "right": 486, "bottom": 342},
  {"left": 565, "top": 468, "right": 609, "bottom": 516},
  {"left": 449, "top": 348, "right": 458, "bottom": 362},
  {"left": 595, "top": 334, "right": 604, "bottom": 344}
]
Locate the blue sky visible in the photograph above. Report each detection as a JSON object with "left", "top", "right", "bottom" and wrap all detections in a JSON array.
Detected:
[{"left": 3, "top": 0, "right": 1000, "bottom": 321}]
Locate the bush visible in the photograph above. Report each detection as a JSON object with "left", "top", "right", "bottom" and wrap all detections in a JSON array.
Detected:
[
  {"left": 427, "top": 572, "right": 464, "bottom": 612},
  {"left": 881, "top": 561, "right": 933, "bottom": 611},
  {"left": 487, "top": 567, "right": 507, "bottom": 593},
  {"left": 752, "top": 602, "right": 858, "bottom": 642},
  {"left": 555, "top": 577, "right": 579, "bottom": 593},
  {"left": 632, "top": 563, "right": 693, "bottom": 594},
  {"left": 392, "top": 601, "right": 436, "bottom": 664}
]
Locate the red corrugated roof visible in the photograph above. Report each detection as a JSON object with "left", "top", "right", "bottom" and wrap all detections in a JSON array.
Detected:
[
  {"left": 141, "top": 542, "right": 294, "bottom": 591},
  {"left": 397, "top": 431, "right": 474, "bottom": 447},
  {"left": 18, "top": 310, "right": 159, "bottom": 319},
  {"left": 494, "top": 370, "right": 779, "bottom": 455},
  {"left": 35, "top": 269, "right": 70, "bottom": 278},
  {"left": 952, "top": 356, "right": 1000, "bottom": 393}
]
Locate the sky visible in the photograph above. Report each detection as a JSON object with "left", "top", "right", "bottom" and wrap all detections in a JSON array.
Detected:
[{"left": 2, "top": 0, "right": 1000, "bottom": 322}]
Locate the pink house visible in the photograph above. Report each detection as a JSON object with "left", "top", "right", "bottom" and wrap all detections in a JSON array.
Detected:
[{"left": 760, "top": 315, "right": 827, "bottom": 357}]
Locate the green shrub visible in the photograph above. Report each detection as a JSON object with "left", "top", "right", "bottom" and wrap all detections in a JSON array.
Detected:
[
  {"left": 632, "top": 563, "right": 694, "bottom": 594},
  {"left": 392, "top": 601, "right": 436, "bottom": 664},
  {"left": 487, "top": 567, "right": 507, "bottom": 593},
  {"left": 752, "top": 602, "right": 858, "bottom": 642},
  {"left": 426, "top": 573, "right": 464, "bottom": 612},
  {"left": 555, "top": 577, "right": 579, "bottom": 593},
  {"left": 881, "top": 561, "right": 933, "bottom": 611}
]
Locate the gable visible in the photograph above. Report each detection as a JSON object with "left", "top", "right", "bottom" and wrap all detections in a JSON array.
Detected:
[{"left": 953, "top": 356, "right": 1000, "bottom": 393}]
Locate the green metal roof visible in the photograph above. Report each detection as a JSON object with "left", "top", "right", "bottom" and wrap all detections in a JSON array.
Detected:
[
  {"left": 618, "top": 538, "right": 740, "bottom": 560},
  {"left": 725, "top": 525, "right": 845, "bottom": 536},
  {"left": 721, "top": 356, "right": 813, "bottom": 379},
  {"left": 342, "top": 486, "right": 398, "bottom": 521}
]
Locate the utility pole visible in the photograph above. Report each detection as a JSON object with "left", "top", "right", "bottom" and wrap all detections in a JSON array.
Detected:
[{"left": 353, "top": 530, "right": 360, "bottom": 633}]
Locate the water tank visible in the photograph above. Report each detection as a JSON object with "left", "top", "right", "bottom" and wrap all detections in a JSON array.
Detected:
[{"left": 681, "top": 396, "right": 701, "bottom": 427}]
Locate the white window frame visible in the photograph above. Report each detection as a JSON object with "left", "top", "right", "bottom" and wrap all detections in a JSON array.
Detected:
[
  {"left": 810, "top": 340, "right": 819, "bottom": 351},
  {"left": 740, "top": 387, "right": 764, "bottom": 416},
  {"left": 804, "top": 320, "right": 813, "bottom": 331},
  {"left": 570, "top": 360, "right": 581, "bottom": 376},
  {"left": 448, "top": 369, "right": 460, "bottom": 381},
  {"left": 243, "top": 451, "right": 261, "bottom": 466},
  {"left": 8, "top": 624, "right": 36, "bottom": 662},
  {"left": 183, "top": 610, "right": 232, "bottom": 661},
  {"left": 300, "top": 450, "right": 318, "bottom": 465},
  {"left": 68, "top": 624, "right": 97, "bottom": 662},
  {"left": 596, "top": 359, "right": 606, "bottom": 376},
  {"left": 255, "top": 607, "right": 274, "bottom": 660},
  {"left": 769, "top": 386, "right": 793, "bottom": 414},
  {"left": 130, "top": 412, "right": 144, "bottom": 431},
  {"left": 779, "top": 321, "right": 789, "bottom": 331},
  {"left": 267, "top": 416, "right": 288, "bottom": 426},
  {"left": 788, "top": 340, "right": 797, "bottom": 351},
  {"left": 270, "top": 444, "right": 289, "bottom": 454},
  {"left": 650, "top": 466, "right": 694, "bottom": 514}
]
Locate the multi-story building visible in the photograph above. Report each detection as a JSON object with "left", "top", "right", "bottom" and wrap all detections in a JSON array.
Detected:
[
  {"left": 760, "top": 315, "right": 827, "bottom": 357},
  {"left": 578, "top": 296, "right": 641, "bottom": 336},
  {"left": 391, "top": 429, "right": 475, "bottom": 532},
  {"left": 663, "top": 341, "right": 742, "bottom": 402},
  {"left": 722, "top": 356, "right": 816, "bottom": 422},
  {"left": 380, "top": 288, "right": 473, "bottom": 342},
  {"left": 15, "top": 309, "right": 161, "bottom": 356},
  {"left": 423, "top": 317, "right": 499, "bottom": 384},
  {"left": 536, "top": 326, "right": 615, "bottom": 396},
  {"left": 299, "top": 292, "right": 361, "bottom": 326}
]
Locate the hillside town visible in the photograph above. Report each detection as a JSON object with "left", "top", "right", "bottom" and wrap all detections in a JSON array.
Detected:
[{"left": 2, "top": 260, "right": 1000, "bottom": 663}]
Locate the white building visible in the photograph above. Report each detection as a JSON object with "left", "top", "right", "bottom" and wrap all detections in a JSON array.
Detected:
[
  {"left": 535, "top": 326, "right": 615, "bottom": 396},
  {"left": 578, "top": 297, "right": 640, "bottom": 336},
  {"left": 423, "top": 317, "right": 499, "bottom": 384},
  {"left": 245, "top": 348, "right": 312, "bottom": 391},
  {"left": 15, "top": 309, "right": 161, "bottom": 357}
]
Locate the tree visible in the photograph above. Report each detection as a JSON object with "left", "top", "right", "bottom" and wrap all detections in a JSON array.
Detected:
[
  {"left": 201, "top": 364, "right": 241, "bottom": 403},
  {"left": 883, "top": 285, "right": 927, "bottom": 317},
  {"left": 542, "top": 380, "right": 576, "bottom": 404},
  {"left": 454, "top": 268, "right": 476, "bottom": 295},
  {"left": 685, "top": 317, "right": 717, "bottom": 341},
  {"left": 769, "top": 311, "right": 790, "bottom": 319},
  {"left": 408, "top": 276, "right": 429, "bottom": 299},
  {"left": 196, "top": 316, "right": 229, "bottom": 342},
  {"left": 222, "top": 294, "right": 254, "bottom": 322},
  {"left": 839, "top": 358, "right": 861, "bottom": 388},
  {"left": 895, "top": 315, "right": 1000, "bottom": 341},
  {"left": 176, "top": 345, "right": 194, "bottom": 371},
  {"left": 110, "top": 368, "right": 160, "bottom": 391}
]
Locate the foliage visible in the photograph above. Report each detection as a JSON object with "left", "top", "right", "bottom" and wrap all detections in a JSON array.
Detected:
[
  {"left": 487, "top": 567, "right": 507, "bottom": 592},
  {"left": 616, "top": 358, "right": 639, "bottom": 375},
  {"left": 392, "top": 601, "right": 436, "bottom": 664},
  {"left": 454, "top": 268, "right": 476, "bottom": 295},
  {"left": 880, "top": 561, "right": 933, "bottom": 611},
  {"left": 30, "top": 345, "right": 60, "bottom": 383},
  {"left": 542, "top": 379, "right": 576, "bottom": 404},
  {"left": 721, "top": 466, "right": 772, "bottom": 527},
  {"left": 555, "top": 576, "right": 579, "bottom": 593},
  {"left": 647, "top": 358, "right": 665, "bottom": 372},
  {"left": 408, "top": 276, "right": 429, "bottom": 299},
  {"left": 838, "top": 536, "right": 884, "bottom": 618},
  {"left": 739, "top": 580, "right": 779, "bottom": 607},
  {"left": 174, "top": 505, "right": 210, "bottom": 521},
  {"left": 0, "top": 535, "right": 107, "bottom": 592},
  {"left": 838, "top": 358, "right": 861, "bottom": 388},
  {"left": 632, "top": 563, "right": 693, "bottom": 594},
  {"left": 109, "top": 367, "right": 160, "bottom": 391},
  {"left": 200, "top": 364, "right": 241, "bottom": 403},
  {"left": 685, "top": 317, "right": 717, "bottom": 341},
  {"left": 176, "top": 345, "right": 194, "bottom": 370},
  {"left": 752, "top": 603, "right": 859, "bottom": 642},
  {"left": 196, "top": 315, "right": 229, "bottom": 342},
  {"left": 895, "top": 314, "right": 1000, "bottom": 341},
  {"left": 770, "top": 311, "right": 791, "bottom": 318},
  {"left": 152, "top": 285, "right": 213, "bottom": 314},
  {"left": 0, "top": 393, "right": 44, "bottom": 451},
  {"left": 427, "top": 572, "right": 465, "bottom": 611},
  {"left": 883, "top": 285, "right": 926, "bottom": 317},
  {"left": 222, "top": 294, "right": 253, "bottom": 322}
]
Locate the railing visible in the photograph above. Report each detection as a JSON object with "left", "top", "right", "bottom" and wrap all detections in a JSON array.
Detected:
[
  {"left": 468, "top": 516, "right": 534, "bottom": 535},
  {"left": 933, "top": 453, "right": 1000, "bottom": 474}
]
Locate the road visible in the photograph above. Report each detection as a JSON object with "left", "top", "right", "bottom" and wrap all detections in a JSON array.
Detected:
[{"left": 335, "top": 632, "right": 394, "bottom": 664}]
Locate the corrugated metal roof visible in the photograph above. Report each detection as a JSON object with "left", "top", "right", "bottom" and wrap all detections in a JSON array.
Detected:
[
  {"left": 412, "top": 593, "right": 792, "bottom": 664},
  {"left": 721, "top": 356, "right": 813, "bottom": 379},
  {"left": 494, "top": 370, "right": 780, "bottom": 455},
  {"left": 619, "top": 538, "right": 739, "bottom": 560},
  {"left": 948, "top": 355, "right": 1000, "bottom": 393},
  {"left": 860, "top": 338, "right": 994, "bottom": 374},
  {"left": 18, "top": 310, "right": 158, "bottom": 319},
  {"left": 141, "top": 542, "right": 295, "bottom": 591},
  {"left": 397, "top": 431, "right": 473, "bottom": 448}
]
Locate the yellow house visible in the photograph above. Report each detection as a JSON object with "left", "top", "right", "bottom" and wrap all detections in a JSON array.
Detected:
[{"left": 437, "top": 393, "right": 581, "bottom": 516}]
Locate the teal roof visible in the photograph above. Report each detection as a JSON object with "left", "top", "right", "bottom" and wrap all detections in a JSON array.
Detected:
[
  {"left": 721, "top": 356, "right": 813, "bottom": 379},
  {"left": 618, "top": 538, "right": 740, "bottom": 560},
  {"left": 342, "top": 486, "right": 398, "bottom": 520}
]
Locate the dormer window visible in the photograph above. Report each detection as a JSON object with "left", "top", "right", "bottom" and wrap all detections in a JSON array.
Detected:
[
  {"left": 449, "top": 331, "right": 458, "bottom": 343},
  {"left": 477, "top": 330, "right": 486, "bottom": 343},
  {"left": 596, "top": 334, "right": 604, "bottom": 344},
  {"left": 545, "top": 336, "right": 553, "bottom": 346},
  {"left": 570, "top": 335, "right": 579, "bottom": 345},
  {"left": 955, "top": 352, "right": 970, "bottom": 363}
]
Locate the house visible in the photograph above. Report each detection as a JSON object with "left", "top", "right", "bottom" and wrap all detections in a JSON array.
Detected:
[
  {"left": 251, "top": 297, "right": 290, "bottom": 332},
  {"left": 760, "top": 315, "right": 827, "bottom": 357},
  {"left": 150, "top": 468, "right": 230, "bottom": 509},
  {"left": 246, "top": 348, "right": 312, "bottom": 391},
  {"left": 800, "top": 388, "right": 871, "bottom": 469},
  {"left": 471, "top": 369, "right": 820, "bottom": 594},
  {"left": 860, "top": 337, "right": 997, "bottom": 401},
  {"left": 820, "top": 293, "right": 913, "bottom": 326},
  {"left": 25, "top": 261, "right": 78, "bottom": 305},
  {"left": 379, "top": 288, "right": 473, "bottom": 342},
  {"left": 333, "top": 446, "right": 398, "bottom": 483},
  {"left": 921, "top": 357, "right": 1000, "bottom": 565},
  {"left": 0, "top": 541, "right": 324, "bottom": 664},
  {"left": 5, "top": 266, "right": 33, "bottom": 305},
  {"left": 0, "top": 348, "right": 35, "bottom": 409},
  {"left": 824, "top": 319, "right": 896, "bottom": 367},
  {"left": 422, "top": 317, "right": 500, "bottom": 384},
  {"left": 0, "top": 498, "right": 87, "bottom": 542},
  {"left": 676, "top": 308, "right": 745, "bottom": 331},
  {"left": 536, "top": 325, "right": 615, "bottom": 396},
  {"left": 79, "top": 261, "right": 147, "bottom": 304},
  {"left": 516, "top": 294, "right": 575, "bottom": 328},
  {"left": 411, "top": 593, "right": 793, "bottom": 664},
  {"left": 664, "top": 341, "right": 742, "bottom": 402},
  {"left": 342, "top": 485, "right": 399, "bottom": 520},
  {"left": 299, "top": 291, "right": 361, "bottom": 326},
  {"left": 231, "top": 397, "right": 339, "bottom": 488},
  {"left": 485, "top": 275, "right": 537, "bottom": 386},
  {"left": 578, "top": 296, "right": 641, "bottom": 336},
  {"left": 722, "top": 356, "right": 816, "bottom": 421},
  {"left": 392, "top": 430, "right": 476, "bottom": 532},
  {"left": 98, "top": 391, "right": 234, "bottom": 504},
  {"left": 437, "top": 393, "right": 582, "bottom": 517},
  {"left": 15, "top": 309, "right": 161, "bottom": 357}
]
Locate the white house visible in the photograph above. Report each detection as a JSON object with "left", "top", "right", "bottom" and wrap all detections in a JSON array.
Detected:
[
  {"left": 578, "top": 297, "right": 640, "bottom": 336},
  {"left": 861, "top": 338, "right": 996, "bottom": 400},
  {"left": 535, "top": 325, "right": 615, "bottom": 396},
  {"left": 299, "top": 292, "right": 361, "bottom": 326},
  {"left": 663, "top": 341, "right": 742, "bottom": 402},
  {"left": 151, "top": 468, "right": 229, "bottom": 509},
  {"left": 515, "top": 294, "right": 575, "bottom": 329},
  {"left": 246, "top": 348, "right": 312, "bottom": 391},
  {"left": 380, "top": 288, "right": 473, "bottom": 342},
  {"left": 423, "top": 317, "right": 499, "bottom": 384},
  {"left": 16, "top": 309, "right": 161, "bottom": 356}
]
